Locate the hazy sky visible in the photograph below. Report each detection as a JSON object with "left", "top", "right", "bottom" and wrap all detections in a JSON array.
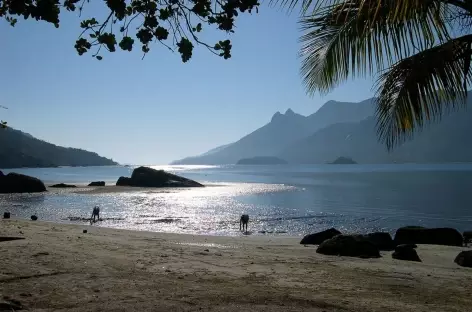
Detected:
[{"left": 0, "top": 3, "right": 375, "bottom": 164}]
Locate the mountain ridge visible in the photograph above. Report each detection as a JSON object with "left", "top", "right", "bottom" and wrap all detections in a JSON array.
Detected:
[
  {"left": 171, "top": 99, "right": 375, "bottom": 165},
  {"left": 0, "top": 127, "right": 118, "bottom": 168},
  {"left": 172, "top": 95, "right": 472, "bottom": 165}
]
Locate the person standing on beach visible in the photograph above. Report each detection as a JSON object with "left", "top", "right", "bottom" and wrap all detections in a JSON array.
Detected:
[
  {"left": 91, "top": 206, "right": 100, "bottom": 224},
  {"left": 240, "top": 214, "right": 249, "bottom": 232}
]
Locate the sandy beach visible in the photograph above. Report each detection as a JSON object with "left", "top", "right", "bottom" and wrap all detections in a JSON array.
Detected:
[{"left": 1, "top": 219, "right": 471, "bottom": 312}]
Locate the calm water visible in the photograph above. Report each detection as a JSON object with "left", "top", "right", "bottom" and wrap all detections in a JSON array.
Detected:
[{"left": 1, "top": 164, "right": 472, "bottom": 236}]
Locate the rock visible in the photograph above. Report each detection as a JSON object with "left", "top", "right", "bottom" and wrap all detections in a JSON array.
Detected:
[
  {"left": 116, "top": 176, "right": 132, "bottom": 186},
  {"left": 394, "top": 226, "right": 463, "bottom": 247},
  {"left": 397, "top": 243, "right": 418, "bottom": 249},
  {"left": 316, "top": 234, "right": 381, "bottom": 258},
  {"left": 31, "top": 215, "right": 38, "bottom": 221},
  {"left": 0, "top": 172, "right": 46, "bottom": 193},
  {"left": 362, "top": 232, "right": 395, "bottom": 251},
  {"left": 0, "top": 300, "right": 23, "bottom": 311},
  {"left": 88, "top": 181, "right": 105, "bottom": 187},
  {"left": 3, "top": 212, "right": 10, "bottom": 219},
  {"left": 463, "top": 231, "right": 472, "bottom": 245},
  {"left": 115, "top": 166, "right": 204, "bottom": 188},
  {"left": 300, "top": 228, "right": 342, "bottom": 245},
  {"left": 83, "top": 230, "right": 88, "bottom": 234},
  {"left": 454, "top": 250, "right": 472, "bottom": 268},
  {"left": 0, "top": 237, "right": 25, "bottom": 242},
  {"left": 392, "top": 245, "right": 421, "bottom": 262},
  {"left": 50, "top": 183, "right": 76, "bottom": 188}
]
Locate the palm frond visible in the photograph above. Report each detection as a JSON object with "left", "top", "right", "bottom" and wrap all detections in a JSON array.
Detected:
[
  {"left": 375, "top": 34, "right": 472, "bottom": 149},
  {"left": 299, "top": 0, "right": 451, "bottom": 95},
  {"left": 268, "top": 0, "right": 337, "bottom": 14}
]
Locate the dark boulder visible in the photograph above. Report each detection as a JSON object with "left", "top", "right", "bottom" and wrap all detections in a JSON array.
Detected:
[
  {"left": 316, "top": 234, "right": 381, "bottom": 258},
  {"left": 0, "top": 172, "right": 46, "bottom": 193},
  {"left": 463, "top": 231, "right": 472, "bottom": 245},
  {"left": 397, "top": 243, "right": 418, "bottom": 249},
  {"left": 116, "top": 176, "right": 132, "bottom": 186},
  {"left": 394, "top": 226, "right": 463, "bottom": 247},
  {"left": 3, "top": 212, "right": 10, "bottom": 219},
  {"left": 88, "top": 181, "right": 105, "bottom": 187},
  {"left": 392, "top": 245, "right": 421, "bottom": 262},
  {"left": 116, "top": 166, "right": 204, "bottom": 188},
  {"left": 300, "top": 228, "right": 341, "bottom": 245},
  {"left": 31, "top": 215, "right": 38, "bottom": 221},
  {"left": 50, "top": 183, "right": 76, "bottom": 188},
  {"left": 362, "top": 232, "right": 395, "bottom": 251},
  {"left": 454, "top": 250, "right": 472, "bottom": 268}
]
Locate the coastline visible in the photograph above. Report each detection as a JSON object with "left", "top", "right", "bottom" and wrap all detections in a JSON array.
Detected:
[{"left": 1, "top": 220, "right": 471, "bottom": 311}]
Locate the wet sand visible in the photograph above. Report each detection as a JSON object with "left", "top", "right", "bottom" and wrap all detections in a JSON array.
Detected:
[{"left": 1, "top": 219, "right": 471, "bottom": 311}]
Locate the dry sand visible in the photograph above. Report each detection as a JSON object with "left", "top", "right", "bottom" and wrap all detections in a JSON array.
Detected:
[{"left": 1, "top": 220, "right": 471, "bottom": 312}]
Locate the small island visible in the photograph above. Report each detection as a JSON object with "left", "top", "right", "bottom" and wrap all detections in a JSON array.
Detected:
[
  {"left": 236, "top": 156, "right": 288, "bottom": 165},
  {"left": 329, "top": 156, "right": 357, "bottom": 164}
]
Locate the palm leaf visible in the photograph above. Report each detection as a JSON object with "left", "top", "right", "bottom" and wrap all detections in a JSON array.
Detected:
[
  {"left": 299, "top": 0, "right": 451, "bottom": 95},
  {"left": 375, "top": 34, "right": 472, "bottom": 149}
]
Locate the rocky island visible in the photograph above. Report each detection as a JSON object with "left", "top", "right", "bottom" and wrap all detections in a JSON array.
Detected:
[
  {"left": 116, "top": 166, "right": 204, "bottom": 188},
  {"left": 236, "top": 156, "right": 288, "bottom": 165},
  {"left": 329, "top": 156, "right": 357, "bottom": 164}
]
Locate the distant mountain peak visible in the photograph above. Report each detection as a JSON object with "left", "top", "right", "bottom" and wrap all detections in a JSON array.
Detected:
[
  {"left": 271, "top": 111, "right": 283, "bottom": 122},
  {"left": 285, "top": 108, "right": 295, "bottom": 116}
]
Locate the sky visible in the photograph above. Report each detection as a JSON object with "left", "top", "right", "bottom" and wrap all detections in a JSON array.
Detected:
[{"left": 0, "top": 3, "right": 375, "bottom": 165}]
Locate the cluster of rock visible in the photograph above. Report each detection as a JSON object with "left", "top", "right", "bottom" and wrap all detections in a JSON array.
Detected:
[
  {"left": 0, "top": 167, "right": 203, "bottom": 194},
  {"left": 301, "top": 226, "right": 472, "bottom": 267}
]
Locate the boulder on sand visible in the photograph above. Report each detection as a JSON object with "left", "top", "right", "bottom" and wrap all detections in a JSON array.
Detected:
[
  {"left": 394, "top": 226, "right": 463, "bottom": 247},
  {"left": 116, "top": 166, "right": 204, "bottom": 188},
  {"left": 116, "top": 177, "right": 132, "bottom": 186},
  {"left": 316, "top": 234, "right": 381, "bottom": 258},
  {"left": 0, "top": 172, "right": 46, "bottom": 193},
  {"left": 88, "top": 181, "right": 105, "bottom": 187},
  {"left": 392, "top": 244, "right": 421, "bottom": 262},
  {"left": 300, "top": 228, "right": 341, "bottom": 245},
  {"left": 454, "top": 250, "right": 472, "bottom": 268},
  {"left": 463, "top": 231, "right": 472, "bottom": 245},
  {"left": 3, "top": 212, "right": 10, "bottom": 219},
  {"left": 50, "top": 183, "right": 76, "bottom": 188},
  {"left": 31, "top": 215, "right": 38, "bottom": 221},
  {"left": 362, "top": 232, "right": 395, "bottom": 251}
]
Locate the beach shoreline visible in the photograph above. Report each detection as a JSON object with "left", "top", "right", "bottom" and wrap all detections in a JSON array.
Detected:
[{"left": 1, "top": 219, "right": 471, "bottom": 311}]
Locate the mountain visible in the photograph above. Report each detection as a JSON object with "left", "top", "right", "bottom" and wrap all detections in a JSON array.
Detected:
[
  {"left": 172, "top": 101, "right": 375, "bottom": 165},
  {"left": 172, "top": 109, "right": 313, "bottom": 164},
  {"left": 0, "top": 128, "right": 118, "bottom": 168},
  {"left": 279, "top": 100, "right": 472, "bottom": 164},
  {"left": 173, "top": 94, "right": 472, "bottom": 165}
]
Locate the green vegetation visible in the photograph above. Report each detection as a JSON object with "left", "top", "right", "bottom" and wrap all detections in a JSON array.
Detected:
[{"left": 1, "top": 0, "right": 259, "bottom": 62}]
